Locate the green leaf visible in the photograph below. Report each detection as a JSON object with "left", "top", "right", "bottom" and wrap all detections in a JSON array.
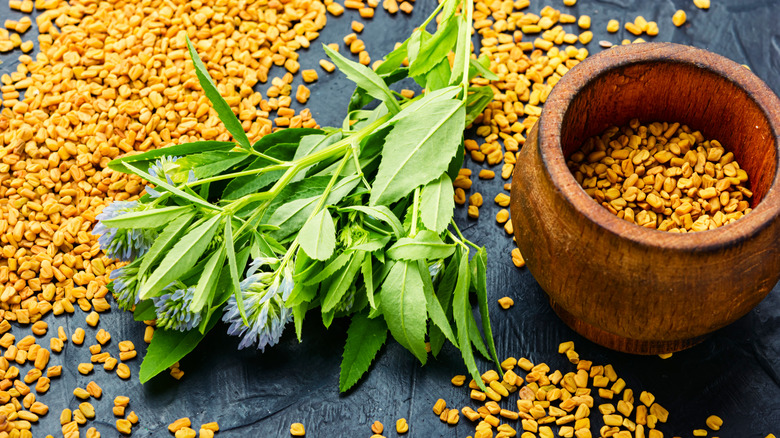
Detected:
[
  {"left": 139, "top": 214, "right": 221, "bottom": 300},
  {"left": 453, "top": 249, "right": 484, "bottom": 390},
  {"left": 420, "top": 174, "right": 455, "bottom": 233},
  {"left": 269, "top": 175, "right": 360, "bottom": 241},
  {"left": 253, "top": 128, "right": 324, "bottom": 153},
  {"left": 339, "top": 312, "right": 388, "bottom": 392},
  {"left": 370, "top": 98, "right": 465, "bottom": 206},
  {"left": 189, "top": 245, "right": 225, "bottom": 313},
  {"left": 471, "top": 247, "right": 501, "bottom": 370},
  {"left": 362, "top": 255, "right": 376, "bottom": 309},
  {"left": 425, "top": 58, "right": 453, "bottom": 92},
  {"left": 418, "top": 260, "right": 458, "bottom": 348},
  {"left": 304, "top": 252, "right": 351, "bottom": 285},
  {"left": 409, "top": 16, "right": 459, "bottom": 77},
  {"left": 350, "top": 234, "right": 391, "bottom": 252},
  {"left": 375, "top": 40, "right": 408, "bottom": 75},
  {"left": 299, "top": 208, "right": 337, "bottom": 261},
  {"left": 138, "top": 212, "right": 196, "bottom": 278},
  {"left": 100, "top": 205, "right": 191, "bottom": 229},
  {"left": 341, "top": 206, "right": 404, "bottom": 238},
  {"left": 108, "top": 141, "right": 235, "bottom": 174},
  {"left": 468, "top": 310, "right": 490, "bottom": 360},
  {"left": 379, "top": 261, "right": 428, "bottom": 364},
  {"left": 430, "top": 255, "right": 459, "bottom": 356},
  {"left": 185, "top": 36, "right": 250, "bottom": 149},
  {"left": 123, "top": 162, "right": 217, "bottom": 211},
  {"left": 132, "top": 299, "right": 156, "bottom": 322},
  {"left": 470, "top": 54, "right": 499, "bottom": 81},
  {"left": 406, "top": 29, "right": 428, "bottom": 74},
  {"left": 449, "top": 17, "right": 470, "bottom": 85},
  {"left": 387, "top": 230, "right": 456, "bottom": 261},
  {"left": 321, "top": 251, "right": 366, "bottom": 313},
  {"left": 323, "top": 44, "right": 401, "bottom": 114},
  {"left": 466, "top": 86, "right": 494, "bottom": 126},
  {"left": 139, "top": 317, "right": 218, "bottom": 383},
  {"left": 224, "top": 217, "right": 246, "bottom": 324},
  {"left": 177, "top": 151, "right": 250, "bottom": 179},
  {"left": 293, "top": 302, "right": 309, "bottom": 342}
]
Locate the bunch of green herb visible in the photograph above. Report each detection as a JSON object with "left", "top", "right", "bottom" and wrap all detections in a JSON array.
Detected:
[{"left": 95, "top": 0, "right": 502, "bottom": 391}]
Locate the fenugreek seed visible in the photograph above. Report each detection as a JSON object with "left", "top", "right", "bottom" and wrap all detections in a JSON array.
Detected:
[
  {"left": 168, "top": 418, "right": 192, "bottom": 433},
  {"left": 86, "top": 381, "right": 102, "bottom": 399},
  {"left": 116, "top": 363, "right": 131, "bottom": 379},
  {"left": 705, "top": 415, "right": 723, "bottom": 430},
  {"left": 451, "top": 375, "right": 466, "bottom": 386},
  {"left": 117, "top": 419, "right": 132, "bottom": 435},
  {"left": 144, "top": 326, "right": 154, "bottom": 344},
  {"left": 289, "top": 422, "right": 306, "bottom": 436},
  {"left": 467, "top": 205, "right": 480, "bottom": 219},
  {"left": 104, "top": 357, "right": 118, "bottom": 371},
  {"left": 395, "top": 418, "right": 408, "bottom": 434},
  {"left": 433, "top": 398, "right": 447, "bottom": 415},
  {"left": 371, "top": 421, "right": 383, "bottom": 434},
  {"left": 673, "top": 10, "right": 687, "bottom": 26},
  {"left": 85, "top": 311, "right": 99, "bottom": 327},
  {"left": 72, "top": 328, "right": 85, "bottom": 345},
  {"left": 74, "top": 387, "right": 90, "bottom": 399},
  {"left": 79, "top": 402, "right": 95, "bottom": 419},
  {"left": 77, "top": 363, "right": 94, "bottom": 375},
  {"left": 607, "top": 19, "right": 619, "bottom": 32},
  {"left": 113, "top": 406, "right": 126, "bottom": 417},
  {"left": 446, "top": 408, "right": 459, "bottom": 425},
  {"left": 693, "top": 0, "right": 710, "bottom": 9},
  {"left": 498, "top": 297, "right": 514, "bottom": 309},
  {"left": 31, "top": 321, "right": 48, "bottom": 336},
  {"left": 693, "top": 429, "right": 708, "bottom": 437}
]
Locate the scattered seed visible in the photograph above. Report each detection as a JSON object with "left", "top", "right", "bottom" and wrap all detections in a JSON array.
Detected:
[
  {"left": 290, "top": 422, "right": 306, "bottom": 436},
  {"left": 498, "top": 297, "right": 514, "bottom": 309}
]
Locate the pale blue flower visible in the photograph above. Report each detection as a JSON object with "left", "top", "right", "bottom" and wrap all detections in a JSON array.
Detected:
[
  {"left": 93, "top": 201, "right": 155, "bottom": 261},
  {"left": 146, "top": 156, "right": 196, "bottom": 198},
  {"left": 222, "top": 259, "right": 292, "bottom": 352},
  {"left": 152, "top": 284, "right": 202, "bottom": 331},
  {"left": 110, "top": 261, "right": 141, "bottom": 310}
]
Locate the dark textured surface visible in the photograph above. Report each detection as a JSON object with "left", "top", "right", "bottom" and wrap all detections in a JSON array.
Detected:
[{"left": 1, "top": 0, "right": 780, "bottom": 436}]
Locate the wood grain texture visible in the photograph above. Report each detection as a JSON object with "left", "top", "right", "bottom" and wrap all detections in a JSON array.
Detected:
[{"left": 511, "top": 42, "right": 780, "bottom": 354}]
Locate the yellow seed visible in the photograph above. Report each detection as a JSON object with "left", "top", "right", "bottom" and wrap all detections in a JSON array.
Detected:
[
  {"left": 693, "top": 0, "right": 710, "bottom": 9},
  {"left": 451, "top": 375, "right": 466, "bottom": 386},
  {"left": 563, "top": 0, "right": 576, "bottom": 5},
  {"left": 371, "top": 421, "right": 383, "bottom": 434},
  {"left": 116, "top": 363, "right": 131, "bottom": 379},
  {"left": 705, "top": 415, "right": 723, "bottom": 430},
  {"left": 579, "top": 31, "right": 593, "bottom": 44},
  {"left": 289, "top": 422, "right": 306, "bottom": 436},
  {"left": 496, "top": 209, "right": 510, "bottom": 224},
  {"left": 578, "top": 15, "right": 591, "bottom": 29},
  {"left": 395, "top": 418, "right": 408, "bottom": 434},
  {"left": 78, "top": 363, "right": 94, "bottom": 375},
  {"left": 79, "top": 402, "right": 95, "bottom": 419},
  {"left": 85, "top": 311, "right": 100, "bottom": 327},
  {"left": 498, "top": 297, "right": 514, "bottom": 309},
  {"left": 72, "top": 328, "right": 85, "bottom": 345},
  {"left": 469, "top": 192, "right": 484, "bottom": 207},
  {"left": 117, "top": 419, "right": 133, "bottom": 435},
  {"left": 467, "top": 205, "right": 480, "bottom": 219},
  {"left": 607, "top": 19, "right": 619, "bottom": 33},
  {"left": 86, "top": 381, "right": 102, "bottom": 399},
  {"left": 693, "top": 430, "right": 708, "bottom": 437},
  {"left": 169, "top": 418, "right": 191, "bottom": 433},
  {"left": 673, "top": 10, "right": 687, "bottom": 27},
  {"left": 511, "top": 248, "right": 525, "bottom": 268}
]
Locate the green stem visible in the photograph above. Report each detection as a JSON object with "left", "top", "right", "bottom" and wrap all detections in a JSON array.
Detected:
[
  {"left": 461, "top": 0, "right": 473, "bottom": 93},
  {"left": 410, "top": 187, "right": 421, "bottom": 237},
  {"left": 419, "top": 0, "right": 448, "bottom": 30},
  {"left": 277, "top": 148, "right": 354, "bottom": 279},
  {"left": 246, "top": 149, "right": 285, "bottom": 164},
  {"left": 186, "top": 163, "right": 292, "bottom": 188}
]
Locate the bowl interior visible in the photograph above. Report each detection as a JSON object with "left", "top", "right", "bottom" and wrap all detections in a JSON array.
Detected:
[{"left": 559, "top": 60, "right": 777, "bottom": 206}]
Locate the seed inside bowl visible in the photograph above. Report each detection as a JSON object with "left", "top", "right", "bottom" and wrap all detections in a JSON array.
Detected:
[{"left": 567, "top": 119, "right": 752, "bottom": 232}]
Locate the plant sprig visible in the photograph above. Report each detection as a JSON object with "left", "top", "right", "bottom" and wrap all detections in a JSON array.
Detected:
[{"left": 97, "top": 0, "right": 500, "bottom": 391}]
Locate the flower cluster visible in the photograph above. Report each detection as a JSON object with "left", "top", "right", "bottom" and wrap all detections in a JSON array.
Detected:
[
  {"left": 93, "top": 201, "right": 156, "bottom": 262},
  {"left": 223, "top": 258, "right": 293, "bottom": 351},
  {"left": 146, "top": 156, "right": 196, "bottom": 198},
  {"left": 152, "top": 284, "right": 203, "bottom": 331},
  {"left": 110, "top": 260, "right": 142, "bottom": 311}
]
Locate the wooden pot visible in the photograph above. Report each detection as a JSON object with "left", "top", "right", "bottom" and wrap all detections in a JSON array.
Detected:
[{"left": 510, "top": 42, "right": 780, "bottom": 354}]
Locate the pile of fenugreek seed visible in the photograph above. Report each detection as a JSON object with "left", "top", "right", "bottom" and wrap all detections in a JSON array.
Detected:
[{"left": 568, "top": 120, "right": 752, "bottom": 232}]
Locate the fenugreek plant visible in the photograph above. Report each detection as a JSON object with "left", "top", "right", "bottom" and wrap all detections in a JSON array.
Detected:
[{"left": 95, "top": 0, "right": 502, "bottom": 391}]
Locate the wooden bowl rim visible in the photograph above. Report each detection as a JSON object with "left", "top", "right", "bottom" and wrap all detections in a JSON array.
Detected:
[{"left": 539, "top": 42, "right": 780, "bottom": 251}]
